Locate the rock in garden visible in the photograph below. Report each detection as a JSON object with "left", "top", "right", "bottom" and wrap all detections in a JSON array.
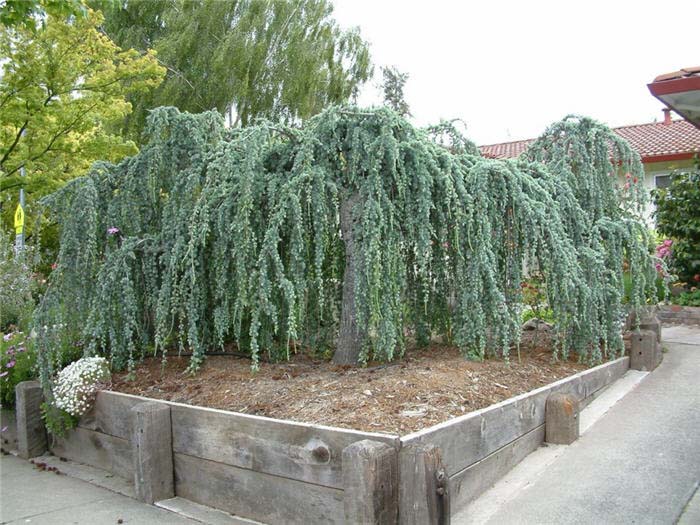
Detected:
[{"left": 522, "top": 318, "right": 553, "bottom": 331}]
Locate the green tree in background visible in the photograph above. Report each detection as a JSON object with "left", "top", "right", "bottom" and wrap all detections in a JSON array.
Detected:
[
  {"left": 0, "top": 0, "right": 86, "bottom": 29},
  {"left": 654, "top": 164, "right": 700, "bottom": 283},
  {"left": 98, "top": 0, "right": 373, "bottom": 138},
  {"left": 0, "top": 9, "right": 165, "bottom": 232},
  {"left": 381, "top": 65, "right": 411, "bottom": 117}
]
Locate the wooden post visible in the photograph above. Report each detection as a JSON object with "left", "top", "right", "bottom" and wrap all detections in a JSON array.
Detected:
[
  {"left": 342, "top": 439, "right": 398, "bottom": 524},
  {"left": 15, "top": 381, "right": 47, "bottom": 459},
  {"left": 131, "top": 402, "right": 174, "bottom": 504},
  {"left": 627, "top": 309, "right": 662, "bottom": 343},
  {"left": 638, "top": 315, "right": 662, "bottom": 343},
  {"left": 399, "top": 443, "right": 450, "bottom": 525},
  {"left": 630, "top": 329, "right": 659, "bottom": 372},
  {"left": 545, "top": 392, "right": 579, "bottom": 445}
]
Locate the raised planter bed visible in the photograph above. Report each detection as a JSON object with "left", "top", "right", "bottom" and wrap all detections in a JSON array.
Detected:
[
  {"left": 13, "top": 355, "right": 631, "bottom": 523},
  {"left": 657, "top": 305, "right": 700, "bottom": 325}
]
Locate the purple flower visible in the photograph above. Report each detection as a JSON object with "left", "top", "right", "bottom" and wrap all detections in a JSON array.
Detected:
[
  {"left": 0, "top": 371, "right": 7, "bottom": 378},
  {"left": 107, "top": 227, "right": 120, "bottom": 235},
  {"left": 6, "top": 360, "right": 15, "bottom": 369},
  {"left": 6, "top": 348, "right": 14, "bottom": 356},
  {"left": 1, "top": 426, "right": 7, "bottom": 432},
  {"left": 2, "top": 333, "right": 12, "bottom": 342}
]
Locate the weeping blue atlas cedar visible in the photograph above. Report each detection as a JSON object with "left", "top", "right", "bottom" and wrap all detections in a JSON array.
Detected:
[{"left": 33, "top": 106, "right": 657, "bottom": 387}]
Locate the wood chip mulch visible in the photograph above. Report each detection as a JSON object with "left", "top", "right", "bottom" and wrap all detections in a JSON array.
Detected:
[{"left": 111, "top": 332, "right": 590, "bottom": 435}]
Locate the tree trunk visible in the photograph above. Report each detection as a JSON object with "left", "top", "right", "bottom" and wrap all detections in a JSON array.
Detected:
[{"left": 333, "top": 192, "right": 365, "bottom": 365}]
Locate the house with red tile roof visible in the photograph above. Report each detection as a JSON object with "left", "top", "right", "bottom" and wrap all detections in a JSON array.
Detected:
[{"left": 479, "top": 112, "right": 700, "bottom": 205}]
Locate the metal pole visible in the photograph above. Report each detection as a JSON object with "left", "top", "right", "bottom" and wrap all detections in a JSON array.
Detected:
[
  {"left": 15, "top": 167, "right": 25, "bottom": 254},
  {"left": 15, "top": 128, "right": 26, "bottom": 255}
]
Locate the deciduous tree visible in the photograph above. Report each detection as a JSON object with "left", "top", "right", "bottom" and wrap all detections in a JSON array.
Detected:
[
  {"left": 0, "top": 9, "right": 165, "bottom": 229},
  {"left": 381, "top": 65, "right": 411, "bottom": 117},
  {"left": 98, "top": 0, "right": 372, "bottom": 138}
]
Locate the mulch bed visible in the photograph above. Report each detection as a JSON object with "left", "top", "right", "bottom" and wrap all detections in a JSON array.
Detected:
[{"left": 110, "top": 331, "right": 592, "bottom": 434}]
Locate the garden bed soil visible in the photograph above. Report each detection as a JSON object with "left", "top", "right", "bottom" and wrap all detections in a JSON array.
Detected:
[{"left": 111, "top": 332, "right": 597, "bottom": 434}]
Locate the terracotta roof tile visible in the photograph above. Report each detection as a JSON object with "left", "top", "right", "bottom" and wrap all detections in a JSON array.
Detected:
[
  {"left": 479, "top": 120, "right": 700, "bottom": 162},
  {"left": 653, "top": 66, "right": 700, "bottom": 82},
  {"left": 480, "top": 138, "right": 532, "bottom": 159}
]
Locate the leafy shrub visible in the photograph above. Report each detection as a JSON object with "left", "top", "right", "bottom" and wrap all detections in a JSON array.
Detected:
[
  {"left": 521, "top": 307, "right": 555, "bottom": 324},
  {"left": 0, "top": 330, "right": 36, "bottom": 408},
  {"left": 520, "top": 275, "right": 555, "bottom": 324},
  {"left": 675, "top": 289, "right": 700, "bottom": 307},
  {"left": 0, "top": 232, "right": 38, "bottom": 332},
  {"left": 654, "top": 168, "right": 700, "bottom": 282}
]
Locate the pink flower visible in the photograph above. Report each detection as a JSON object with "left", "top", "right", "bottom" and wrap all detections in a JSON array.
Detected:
[
  {"left": 51, "top": 262, "right": 58, "bottom": 270},
  {"left": 655, "top": 263, "right": 663, "bottom": 272},
  {"left": 2, "top": 333, "right": 12, "bottom": 342},
  {"left": 663, "top": 239, "right": 673, "bottom": 247},
  {"left": 0, "top": 371, "right": 7, "bottom": 378},
  {"left": 6, "top": 360, "right": 15, "bottom": 369},
  {"left": 107, "top": 227, "right": 120, "bottom": 235}
]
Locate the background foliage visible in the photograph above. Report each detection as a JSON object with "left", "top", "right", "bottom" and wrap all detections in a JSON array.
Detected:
[
  {"left": 0, "top": 330, "right": 35, "bottom": 408},
  {"left": 33, "top": 106, "right": 656, "bottom": 383},
  {"left": 381, "top": 66, "right": 411, "bottom": 117},
  {"left": 653, "top": 167, "right": 700, "bottom": 283},
  {"left": 0, "top": 0, "right": 86, "bottom": 29},
  {"left": 96, "top": 0, "right": 372, "bottom": 138},
  {"left": 0, "top": 8, "right": 164, "bottom": 236}
]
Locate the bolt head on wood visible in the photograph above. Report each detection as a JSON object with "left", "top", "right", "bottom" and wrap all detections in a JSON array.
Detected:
[{"left": 545, "top": 392, "right": 579, "bottom": 445}]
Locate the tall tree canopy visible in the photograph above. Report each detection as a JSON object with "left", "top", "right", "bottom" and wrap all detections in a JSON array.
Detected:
[
  {"left": 381, "top": 65, "right": 411, "bottom": 117},
  {"left": 34, "top": 106, "right": 656, "bottom": 384},
  {"left": 0, "top": 9, "right": 164, "bottom": 230},
  {"left": 0, "top": 0, "right": 86, "bottom": 29},
  {"left": 97, "top": 0, "right": 372, "bottom": 139}
]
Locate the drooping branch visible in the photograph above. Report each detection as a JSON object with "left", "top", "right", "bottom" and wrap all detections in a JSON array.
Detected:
[{"left": 34, "top": 106, "right": 655, "bottom": 383}]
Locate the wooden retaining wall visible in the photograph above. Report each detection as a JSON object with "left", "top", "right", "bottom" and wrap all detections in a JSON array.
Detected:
[
  {"left": 657, "top": 305, "right": 700, "bottom": 325},
  {"left": 41, "top": 355, "right": 630, "bottom": 523},
  {"left": 400, "top": 356, "right": 630, "bottom": 515},
  {"left": 52, "top": 391, "right": 400, "bottom": 524}
]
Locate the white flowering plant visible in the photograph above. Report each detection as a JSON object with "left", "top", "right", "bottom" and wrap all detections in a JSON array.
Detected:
[
  {"left": 42, "top": 356, "right": 111, "bottom": 436},
  {"left": 52, "top": 357, "right": 111, "bottom": 417}
]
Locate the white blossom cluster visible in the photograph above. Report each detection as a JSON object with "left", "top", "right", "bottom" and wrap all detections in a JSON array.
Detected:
[{"left": 52, "top": 357, "right": 111, "bottom": 417}]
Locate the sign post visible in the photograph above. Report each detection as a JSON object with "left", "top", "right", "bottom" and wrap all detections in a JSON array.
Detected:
[{"left": 14, "top": 187, "right": 25, "bottom": 253}]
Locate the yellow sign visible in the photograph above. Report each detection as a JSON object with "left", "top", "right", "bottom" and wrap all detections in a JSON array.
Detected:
[{"left": 14, "top": 203, "right": 24, "bottom": 235}]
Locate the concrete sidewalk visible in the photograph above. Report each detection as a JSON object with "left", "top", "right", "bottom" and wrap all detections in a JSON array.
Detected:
[
  {"left": 0, "top": 454, "right": 199, "bottom": 525},
  {"left": 455, "top": 325, "right": 700, "bottom": 525}
]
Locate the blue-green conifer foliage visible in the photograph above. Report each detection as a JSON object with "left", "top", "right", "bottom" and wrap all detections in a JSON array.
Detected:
[{"left": 34, "top": 107, "right": 655, "bottom": 386}]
